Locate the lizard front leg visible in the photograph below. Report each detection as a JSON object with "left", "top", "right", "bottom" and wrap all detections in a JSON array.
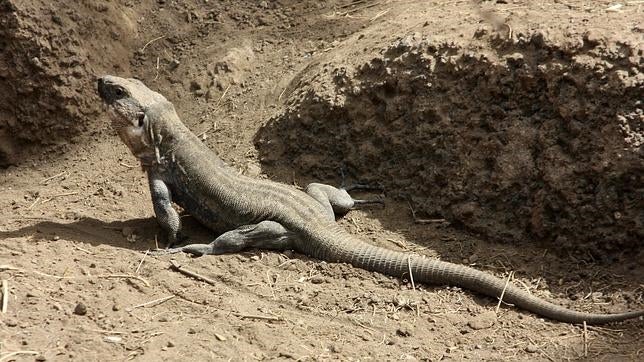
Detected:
[
  {"left": 147, "top": 171, "right": 183, "bottom": 247},
  {"left": 161, "top": 221, "right": 295, "bottom": 256}
]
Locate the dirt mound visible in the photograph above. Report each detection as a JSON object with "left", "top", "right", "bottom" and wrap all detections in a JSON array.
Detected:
[
  {"left": 257, "top": 26, "right": 644, "bottom": 257},
  {"left": 0, "top": 0, "right": 134, "bottom": 165}
]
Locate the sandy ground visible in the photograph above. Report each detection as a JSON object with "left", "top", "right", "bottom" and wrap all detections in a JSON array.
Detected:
[{"left": 1, "top": 1, "right": 643, "bottom": 361}]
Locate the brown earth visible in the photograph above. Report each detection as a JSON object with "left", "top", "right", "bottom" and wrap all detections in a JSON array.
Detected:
[{"left": 1, "top": 0, "right": 643, "bottom": 361}]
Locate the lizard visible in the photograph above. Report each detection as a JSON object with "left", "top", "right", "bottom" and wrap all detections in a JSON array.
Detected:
[{"left": 97, "top": 75, "right": 643, "bottom": 325}]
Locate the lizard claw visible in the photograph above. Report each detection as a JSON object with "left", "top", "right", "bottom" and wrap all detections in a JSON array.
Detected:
[{"left": 165, "top": 232, "right": 189, "bottom": 249}]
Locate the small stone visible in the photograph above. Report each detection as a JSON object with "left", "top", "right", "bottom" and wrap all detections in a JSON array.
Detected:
[
  {"left": 310, "top": 276, "right": 325, "bottom": 284},
  {"left": 525, "top": 344, "right": 538, "bottom": 353},
  {"left": 4, "top": 318, "right": 18, "bottom": 327},
  {"left": 51, "top": 15, "right": 63, "bottom": 25},
  {"left": 35, "top": 355, "right": 46, "bottom": 362},
  {"left": 111, "top": 304, "right": 120, "bottom": 311},
  {"left": 104, "top": 336, "right": 122, "bottom": 344},
  {"left": 121, "top": 227, "right": 133, "bottom": 237},
  {"left": 583, "top": 30, "right": 603, "bottom": 46},
  {"left": 167, "top": 341, "right": 175, "bottom": 347},
  {"left": 73, "top": 302, "right": 87, "bottom": 316},
  {"left": 467, "top": 311, "right": 496, "bottom": 330},
  {"left": 243, "top": 162, "right": 262, "bottom": 177},
  {"left": 52, "top": 235, "right": 60, "bottom": 241},
  {"left": 392, "top": 295, "right": 407, "bottom": 307},
  {"left": 187, "top": 327, "right": 196, "bottom": 334},
  {"left": 250, "top": 255, "right": 260, "bottom": 261},
  {"left": 169, "top": 59, "right": 180, "bottom": 70},
  {"left": 396, "top": 322, "right": 413, "bottom": 337},
  {"left": 214, "top": 333, "right": 227, "bottom": 341}
]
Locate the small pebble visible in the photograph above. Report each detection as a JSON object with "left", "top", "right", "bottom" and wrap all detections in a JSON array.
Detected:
[
  {"left": 73, "top": 302, "right": 87, "bottom": 316},
  {"left": 26, "top": 291, "right": 41, "bottom": 298},
  {"left": 467, "top": 311, "right": 496, "bottom": 330},
  {"left": 104, "top": 336, "right": 122, "bottom": 344},
  {"left": 525, "top": 344, "right": 538, "bottom": 353},
  {"left": 121, "top": 227, "right": 133, "bottom": 237},
  {"left": 396, "top": 322, "right": 413, "bottom": 337}
]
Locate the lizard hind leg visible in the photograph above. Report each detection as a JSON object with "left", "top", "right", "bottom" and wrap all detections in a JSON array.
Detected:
[
  {"left": 175, "top": 221, "right": 295, "bottom": 256},
  {"left": 306, "top": 182, "right": 384, "bottom": 221}
]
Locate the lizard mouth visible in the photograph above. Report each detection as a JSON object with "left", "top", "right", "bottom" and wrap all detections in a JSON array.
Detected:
[{"left": 104, "top": 105, "right": 151, "bottom": 158}]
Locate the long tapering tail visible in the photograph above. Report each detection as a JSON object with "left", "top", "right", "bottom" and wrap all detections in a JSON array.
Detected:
[{"left": 300, "top": 227, "right": 644, "bottom": 324}]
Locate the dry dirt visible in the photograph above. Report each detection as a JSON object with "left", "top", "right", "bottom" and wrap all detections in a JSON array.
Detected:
[{"left": 1, "top": 0, "right": 643, "bottom": 361}]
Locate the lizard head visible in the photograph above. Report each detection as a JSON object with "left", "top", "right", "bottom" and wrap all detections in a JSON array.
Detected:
[{"left": 97, "top": 75, "right": 166, "bottom": 158}]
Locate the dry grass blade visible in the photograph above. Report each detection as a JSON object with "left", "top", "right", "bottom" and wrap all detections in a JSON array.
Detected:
[
  {"left": 232, "top": 312, "right": 283, "bottom": 321},
  {"left": 40, "top": 171, "right": 67, "bottom": 185},
  {"left": 140, "top": 35, "right": 165, "bottom": 53},
  {"left": 126, "top": 295, "right": 175, "bottom": 312},
  {"left": 583, "top": 321, "right": 588, "bottom": 357},
  {"left": 0, "top": 351, "right": 40, "bottom": 362},
  {"left": 407, "top": 255, "right": 416, "bottom": 291},
  {"left": 496, "top": 271, "right": 514, "bottom": 314},
  {"left": 0, "top": 265, "right": 150, "bottom": 287},
  {"left": 169, "top": 260, "right": 218, "bottom": 285},
  {"left": 136, "top": 250, "right": 149, "bottom": 274},
  {"left": 1, "top": 280, "right": 8, "bottom": 313}
]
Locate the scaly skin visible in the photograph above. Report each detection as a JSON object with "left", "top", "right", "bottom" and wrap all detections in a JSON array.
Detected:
[{"left": 97, "top": 75, "right": 644, "bottom": 324}]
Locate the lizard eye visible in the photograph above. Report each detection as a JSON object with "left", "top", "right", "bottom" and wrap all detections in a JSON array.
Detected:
[
  {"left": 137, "top": 113, "right": 145, "bottom": 127},
  {"left": 114, "top": 87, "right": 125, "bottom": 97}
]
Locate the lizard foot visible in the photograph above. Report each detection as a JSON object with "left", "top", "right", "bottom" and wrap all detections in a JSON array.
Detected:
[
  {"left": 342, "top": 183, "right": 385, "bottom": 209},
  {"left": 147, "top": 247, "right": 185, "bottom": 256}
]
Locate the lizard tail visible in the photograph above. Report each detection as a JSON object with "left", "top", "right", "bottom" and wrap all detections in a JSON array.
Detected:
[{"left": 302, "top": 227, "right": 644, "bottom": 324}]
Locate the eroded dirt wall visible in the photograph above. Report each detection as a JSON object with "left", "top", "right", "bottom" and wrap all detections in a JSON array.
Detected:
[
  {"left": 257, "top": 31, "right": 644, "bottom": 257},
  {"left": 0, "top": 0, "right": 133, "bottom": 165}
]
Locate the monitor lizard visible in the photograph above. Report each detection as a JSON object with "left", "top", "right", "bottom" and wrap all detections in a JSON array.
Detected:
[{"left": 97, "top": 75, "right": 643, "bottom": 324}]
